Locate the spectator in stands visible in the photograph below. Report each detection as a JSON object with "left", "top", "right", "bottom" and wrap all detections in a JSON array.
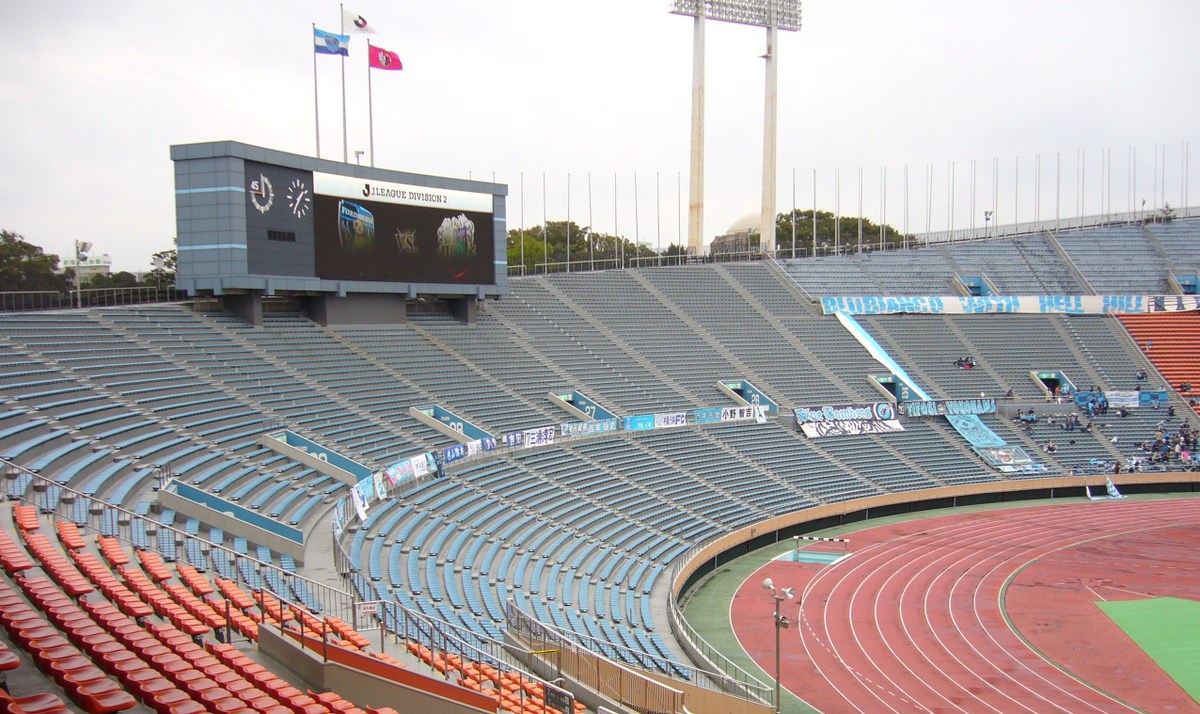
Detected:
[
  {"left": 1044, "top": 441, "right": 1057, "bottom": 454},
  {"left": 1168, "top": 405, "right": 1176, "bottom": 418},
  {"left": 1136, "top": 369, "right": 1147, "bottom": 382},
  {"left": 1098, "top": 393, "right": 1109, "bottom": 415},
  {"left": 1118, "top": 406, "right": 1129, "bottom": 418},
  {"left": 1180, "top": 381, "right": 1192, "bottom": 393},
  {"left": 1005, "top": 388, "right": 1014, "bottom": 399}
]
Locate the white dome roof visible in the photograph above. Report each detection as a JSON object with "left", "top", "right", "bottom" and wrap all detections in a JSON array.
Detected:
[{"left": 726, "top": 212, "right": 759, "bottom": 234}]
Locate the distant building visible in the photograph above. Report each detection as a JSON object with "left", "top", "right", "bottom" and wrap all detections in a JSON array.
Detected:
[{"left": 709, "top": 213, "right": 761, "bottom": 257}]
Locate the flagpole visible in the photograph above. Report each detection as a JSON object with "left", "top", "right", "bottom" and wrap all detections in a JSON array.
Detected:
[
  {"left": 340, "top": 3, "right": 348, "bottom": 163},
  {"left": 312, "top": 23, "right": 321, "bottom": 159},
  {"left": 367, "top": 40, "right": 375, "bottom": 167}
]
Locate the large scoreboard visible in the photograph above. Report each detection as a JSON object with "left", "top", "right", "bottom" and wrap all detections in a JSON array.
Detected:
[{"left": 171, "top": 141, "right": 507, "bottom": 301}]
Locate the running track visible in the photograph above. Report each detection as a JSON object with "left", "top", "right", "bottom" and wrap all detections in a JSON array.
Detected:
[{"left": 731, "top": 498, "right": 1200, "bottom": 713}]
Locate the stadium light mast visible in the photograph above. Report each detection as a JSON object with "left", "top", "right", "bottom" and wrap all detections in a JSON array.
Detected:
[
  {"left": 671, "top": 0, "right": 801, "bottom": 257},
  {"left": 762, "top": 577, "right": 795, "bottom": 714}
]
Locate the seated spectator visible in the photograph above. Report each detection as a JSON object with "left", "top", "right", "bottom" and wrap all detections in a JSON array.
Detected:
[
  {"left": 1005, "top": 388, "right": 1014, "bottom": 399},
  {"left": 1118, "top": 406, "right": 1129, "bottom": 418},
  {"left": 1136, "top": 369, "right": 1147, "bottom": 382},
  {"left": 1180, "top": 381, "right": 1192, "bottom": 393},
  {"left": 1044, "top": 441, "right": 1057, "bottom": 454}
]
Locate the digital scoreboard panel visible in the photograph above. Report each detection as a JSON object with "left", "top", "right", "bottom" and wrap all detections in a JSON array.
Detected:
[
  {"left": 172, "top": 141, "right": 506, "bottom": 298},
  {"left": 311, "top": 172, "right": 495, "bottom": 285}
]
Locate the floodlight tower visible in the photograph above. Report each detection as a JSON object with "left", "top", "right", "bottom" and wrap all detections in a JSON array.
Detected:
[{"left": 671, "top": 0, "right": 802, "bottom": 257}]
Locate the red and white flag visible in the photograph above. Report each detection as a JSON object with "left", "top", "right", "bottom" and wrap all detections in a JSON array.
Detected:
[
  {"left": 368, "top": 44, "right": 403, "bottom": 71},
  {"left": 342, "top": 8, "right": 376, "bottom": 33}
]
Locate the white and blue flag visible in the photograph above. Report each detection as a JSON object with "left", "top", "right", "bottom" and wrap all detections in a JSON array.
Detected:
[{"left": 314, "top": 28, "right": 350, "bottom": 56}]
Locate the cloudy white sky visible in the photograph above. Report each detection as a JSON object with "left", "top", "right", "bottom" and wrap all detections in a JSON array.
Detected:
[{"left": 1, "top": 0, "right": 1197, "bottom": 270}]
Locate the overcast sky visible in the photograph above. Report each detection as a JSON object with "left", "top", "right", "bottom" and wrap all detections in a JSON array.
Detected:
[{"left": 1, "top": 0, "right": 1197, "bottom": 271}]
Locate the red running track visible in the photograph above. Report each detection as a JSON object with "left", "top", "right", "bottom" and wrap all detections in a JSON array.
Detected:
[{"left": 731, "top": 498, "right": 1200, "bottom": 713}]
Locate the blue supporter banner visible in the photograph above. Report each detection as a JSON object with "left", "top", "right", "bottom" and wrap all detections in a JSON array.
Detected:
[
  {"left": 899, "top": 398, "right": 997, "bottom": 417},
  {"left": 442, "top": 443, "right": 467, "bottom": 464},
  {"left": 623, "top": 415, "right": 656, "bottom": 431},
  {"left": 821, "top": 294, "right": 1200, "bottom": 316}
]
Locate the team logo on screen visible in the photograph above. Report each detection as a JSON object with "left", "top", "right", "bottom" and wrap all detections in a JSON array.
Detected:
[
  {"left": 249, "top": 173, "right": 274, "bottom": 214},
  {"left": 436, "top": 214, "right": 476, "bottom": 257},
  {"left": 394, "top": 228, "right": 417, "bottom": 253},
  {"left": 337, "top": 200, "right": 376, "bottom": 249}
]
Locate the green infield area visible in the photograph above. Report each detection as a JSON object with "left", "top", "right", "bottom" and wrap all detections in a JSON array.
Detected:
[{"left": 1096, "top": 597, "right": 1200, "bottom": 703}]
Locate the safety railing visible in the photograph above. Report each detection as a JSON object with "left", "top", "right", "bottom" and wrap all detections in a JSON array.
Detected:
[
  {"left": 506, "top": 600, "right": 687, "bottom": 714},
  {"left": 1, "top": 458, "right": 354, "bottom": 623}
]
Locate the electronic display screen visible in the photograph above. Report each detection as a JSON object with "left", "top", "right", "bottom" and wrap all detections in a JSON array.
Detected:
[{"left": 311, "top": 173, "right": 496, "bottom": 285}]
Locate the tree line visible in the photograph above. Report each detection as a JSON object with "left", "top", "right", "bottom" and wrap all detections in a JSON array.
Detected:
[
  {"left": 507, "top": 210, "right": 906, "bottom": 271},
  {"left": 0, "top": 229, "right": 175, "bottom": 293}
]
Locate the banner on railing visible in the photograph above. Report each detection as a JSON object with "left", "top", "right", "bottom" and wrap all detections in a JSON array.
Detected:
[
  {"left": 821, "top": 294, "right": 1200, "bottom": 316},
  {"left": 331, "top": 499, "right": 347, "bottom": 537},
  {"left": 794, "top": 403, "right": 903, "bottom": 437},
  {"left": 622, "top": 415, "right": 656, "bottom": 431},
  {"left": 561, "top": 418, "right": 619, "bottom": 437},
  {"left": 654, "top": 412, "right": 688, "bottom": 429},
  {"left": 972, "top": 445, "right": 1046, "bottom": 473},
  {"left": 380, "top": 452, "right": 437, "bottom": 486},
  {"left": 350, "top": 478, "right": 373, "bottom": 520},
  {"left": 504, "top": 426, "right": 556, "bottom": 448},
  {"left": 443, "top": 443, "right": 467, "bottom": 464},
  {"left": 694, "top": 406, "right": 766, "bottom": 424},
  {"left": 899, "top": 398, "right": 996, "bottom": 417}
]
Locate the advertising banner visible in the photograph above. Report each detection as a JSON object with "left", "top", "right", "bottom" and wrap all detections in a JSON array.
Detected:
[{"left": 794, "top": 403, "right": 903, "bottom": 437}]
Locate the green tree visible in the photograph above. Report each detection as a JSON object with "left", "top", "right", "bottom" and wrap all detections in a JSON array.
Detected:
[
  {"left": 146, "top": 247, "right": 177, "bottom": 288},
  {"left": 86, "top": 271, "right": 140, "bottom": 289},
  {"left": 507, "top": 221, "right": 645, "bottom": 274},
  {"left": 0, "top": 230, "right": 71, "bottom": 292},
  {"left": 774, "top": 210, "right": 907, "bottom": 257}
]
